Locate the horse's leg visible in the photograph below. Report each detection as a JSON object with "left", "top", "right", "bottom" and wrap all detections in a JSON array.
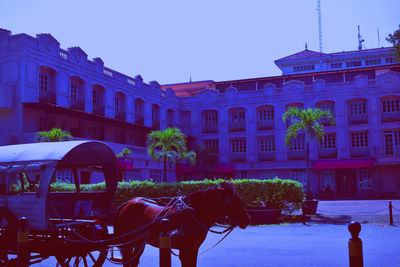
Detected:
[
  {"left": 129, "top": 243, "right": 146, "bottom": 267},
  {"left": 179, "top": 246, "right": 199, "bottom": 267},
  {"left": 120, "top": 246, "right": 133, "bottom": 267}
]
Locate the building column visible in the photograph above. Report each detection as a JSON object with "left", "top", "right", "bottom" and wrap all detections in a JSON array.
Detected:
[
  {"left": 126, "top": 95, "right": 134, "bottom": 123},
  {"left": 247, "top": 104, "right": 257, "bottom": 162},
  {"left": 335, "top": 99, "right": 348, "bottom": 159},
  {"left": 219, "top": 108, "right": 229, "bottom": 163}
]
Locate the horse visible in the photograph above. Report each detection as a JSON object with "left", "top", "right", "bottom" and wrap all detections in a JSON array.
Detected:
[{"left": 114, "top": 182, "right": 250, "bottom": 267}]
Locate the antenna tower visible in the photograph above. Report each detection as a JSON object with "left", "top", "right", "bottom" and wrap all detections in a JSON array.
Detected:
[
  {"left": 317, "top": 0, "right": 323, "bottom": 53},
  {"left": 358, "top": 25, "right": 365, "bottom": 50}
]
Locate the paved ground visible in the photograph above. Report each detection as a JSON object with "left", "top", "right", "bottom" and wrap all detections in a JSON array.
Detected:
[{"left": 30, "top": 200, "right": 400, "bottom": 266}]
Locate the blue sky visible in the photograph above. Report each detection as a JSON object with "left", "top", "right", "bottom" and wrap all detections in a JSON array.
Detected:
[{"left": 1, "top": 0, "right": 399, "bottom": 84}]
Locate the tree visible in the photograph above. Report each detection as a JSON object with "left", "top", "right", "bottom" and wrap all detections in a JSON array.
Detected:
[
  {"left": 36, "top": 128, "right": 73, "bottom": 142},
  {"left": 282, "top": 107, "right": 334, "bottom": 199},
  {"left": 147, "top": 127, "right": 196, "bottom": 183},
  {"left": 386, "top": 26, "right": 400, "bottom": 62},
  {"left": 116, "top": 148, "right": 132, "bottom": 181}
]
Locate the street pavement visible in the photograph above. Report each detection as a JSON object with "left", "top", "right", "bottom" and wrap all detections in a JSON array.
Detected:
[{"left": 31, "top": 200, "right": 400, "bottom": 266}]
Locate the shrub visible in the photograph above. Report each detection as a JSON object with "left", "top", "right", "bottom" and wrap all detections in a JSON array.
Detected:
[{"left": 46, "top": 178, "right": 305, "bottom": 213}]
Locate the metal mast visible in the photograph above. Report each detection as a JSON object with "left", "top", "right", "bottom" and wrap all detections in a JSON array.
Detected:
[{"left": 317, "top": 0, "right": 323, "bottom": 53}]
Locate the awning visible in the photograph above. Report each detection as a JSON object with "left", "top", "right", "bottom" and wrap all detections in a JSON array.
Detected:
[
  {"left": 118, "top": 158, "right": 134, "bottom": 170},
  {"left": 313, "top": 158, "right": 374, "bottom": 170},
  {"left": 215, "top": 164, "right": 234, "bottom": 173},
  {"left": 176, "top": 164, "right": 196, "bottom": 174}
]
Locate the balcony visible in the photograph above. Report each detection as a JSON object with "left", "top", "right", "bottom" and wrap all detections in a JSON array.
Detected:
[
  {"left": 92, "top": 104, "right": 105, "bottom": 116},
  {"left": 348, "top": 114, "right": 368, "bottom": 124},
  {"left": 116, "top": 111, "right": 126, "bottom": 121},
  {"left": 287, "top": 150, "right": 306, "bottom": 160},
  {"left": 135, "top": 116, "right": 144, "bottom": 126},
  {"left": 229, "top": 121, "right": 246, "bottom": 132},
  {"left": 320, "top": 117, "right": 334, "bottom": 127},
  {"left": 257, "top": 120, "right": 274, "bottom": 130},
  {"left": 318, "top": 148, "right": 337, "bottom": 159},
  {"left": 203, "top": 123, "right": 218, "bottom": 133},
  {"left": 70, "top": 98, "right": 84, "bottom": 111},
  {"left": 39, "top": 91, "right": 56, "bottom": 105},
  {"left": 381, "top": 112, "right": 400, "bottom": 123},
  {"left": 230, "top": 153, "right": 247, "bottom": 162},
  {"left": 152, "top": 120, "right": 160, "bottom": 130},
  {"left": 350, "top": 147, "right": 369, "bottom": 158},
  {"left": 258, "top": 151, "right": 276, "bottom": 161}
]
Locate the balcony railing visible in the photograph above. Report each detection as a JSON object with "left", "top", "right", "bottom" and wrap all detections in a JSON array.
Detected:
[
  {"left": 230, "top": 153, "right": 247, "bottom": 162},
  {"left": 287, "top": 150, "right": 306, "bottom": 160},
  {"left": 92, "top": 104, "right": 105, "bottom": 116},
  {"left": 257, "top": 120, "right": 274, "bottom": 130},
  {"left": 318, "top": 148, "right": 337, "bottom": 159},
  {"left": 39, "top": 91, "right": 56, "bottom": 104},
  {"left": 135, "top": 116, "right": 144, "bottom": 126},
  {"left": 70, "top": 98, "right": 85, "bottom": 111},
  {"left": 116, "top": 111, "right": 126, "bottom": 121},
  {"left": 203, "top": 123, "right": 218, "bottom": 133},
  {"left": 348, "top": 114, "right": 368, "bottom": 124},
  {"left": 229, "top": 121, "right": 246, "bottom": 132},
  {"left": 320, "top": 117, "right": 335, "bottom": 126},
  {"left": 381, "top": 112, "right": 400, "bottom": 123},
  {"left": 258, "top": 151, "right": 276, "bottom": 161},
  {"left": 350, "top": 147, "right": 369, "bottom": 158},
  {"left": 152, "top": 120, "right": 160, "bottom": 130}
]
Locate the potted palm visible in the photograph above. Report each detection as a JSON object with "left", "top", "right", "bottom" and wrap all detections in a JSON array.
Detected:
[{"left": 282, "top": 107, "right": 334, "bottom": 215}]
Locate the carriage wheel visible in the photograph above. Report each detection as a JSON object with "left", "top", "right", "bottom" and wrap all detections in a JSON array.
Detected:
[
  {"left": 0, "top": 207, "right": 18, "bottom": 266},
  {"left": 56, "top": 250, "right": 107, "bottom": 267}
]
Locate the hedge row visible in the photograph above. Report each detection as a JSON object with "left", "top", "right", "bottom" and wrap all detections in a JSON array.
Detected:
[{"left": 51, "top": 178, "right": 305, "bottom": 212}]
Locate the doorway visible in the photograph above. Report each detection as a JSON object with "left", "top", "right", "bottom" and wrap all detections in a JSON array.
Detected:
[{"left": 336, "top": 169, "right": 357, "bottom": 198}]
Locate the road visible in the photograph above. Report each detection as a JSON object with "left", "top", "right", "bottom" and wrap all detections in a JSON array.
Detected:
[{"left": 33, "top": 223, "right": 400, "bottom": 267}]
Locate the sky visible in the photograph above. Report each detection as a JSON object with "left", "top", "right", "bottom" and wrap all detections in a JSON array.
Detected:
[{"left": 1, "top": 0, "right": 399, "bottom": 84}]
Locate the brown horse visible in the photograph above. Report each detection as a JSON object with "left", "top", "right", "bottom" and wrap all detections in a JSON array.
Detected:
[{"left": 114, "top": 183, "right": 250, "bottom": 267}]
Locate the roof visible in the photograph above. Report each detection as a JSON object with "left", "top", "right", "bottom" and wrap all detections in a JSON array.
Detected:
[
  {"left": 0, "top": 141, "right": 117, "bottom": 166},
  {"left": 275, "top": 49, "right": 327, "bottom": 63}
]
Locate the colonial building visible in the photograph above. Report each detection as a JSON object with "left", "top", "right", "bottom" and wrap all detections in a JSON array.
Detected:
[{"left": 1, "top": 28, "right": 399, "bottom": 198}]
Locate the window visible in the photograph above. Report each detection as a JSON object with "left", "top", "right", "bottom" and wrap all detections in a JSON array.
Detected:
[
  {"left": 365, "top": 59, "right": 381, "bottom": 65},
  {"left": 320, "top": 170, "right": 335, "bottom": 191},
  {"left": 384, "top": 129, "right": 400, "bottom": 155},
  {"left": 124, "top": 169, "right": 141, "bottom": 182},
  {"left": 317, "top": 102, "right": 335, "bottom": 114},
  {"left": 203, "top": 139, "right": 219, "bottom": 154},
  {"left": 259, "top": 108, "right": 274, "bottom": 121},
  {"left": 382, "top": 99, "right": 400, "bottom": 113},
  {"left": 349, "top": 102, "right": 367, "bottom": 115},
  {"left": 39, "top": 74, "right": 48, "bottom": 92},
  {"left": 70, "top": 83, "right": 77, "bottom": 100},
  {"left": 231, "top": 139, "right": 246, "bottom": 153},
  {"left": 115, "top": 97, "right": 120, "bottom": 111},
  {"left": 293, "top": 65, "right": 315, "bottom": 72},
  {"left": 240, "top": 171, "right": 247, "bottom": 179},
  {"left": 320, "top": 133, "right": 336, "bottom": 149},
  {"left": 385, "top": 57, "right": 395, "bottom": 64},
  {"left": 150, "top": 170, "right": 162, "bottom": 183},
  {"left": 358, "top": 168, "right": 373, "bottom": 190},
  {"left": 346, "top": 61, "right": 361, "bottom": 67},
  {"left": 55, "top": 169, "right": 74, "bottom": 183},
  {"left": 93, "top": 89, "right": 98, "bottom": 104},
  {"left": 89, "top": 127, "right": 97, "bottom": 140},
  {"left": 259, "top": 136, "right": 275, "bottom": 152},
  {"left": 260, "top": 170, "right": 276, "bottom": 180},
  {"left": 204, "top": 112, "right": 218, "bottom": 125},
  {"left": 39, "top": 116, "right": 45, "bottom": 131},
  {"left": 231, "top": 111, "right": 245, "bottom": 123},
  {"left": 290, "top": 169, "right": 307, "bottom": 186},
  {"left": 351, "top": 132, "right": 368, "bottom": 148},
  {"left": 289, "top": 135, "right": 305, "bottom": 151},
  {"left": 330, "top": 63, "right": 342, "bottom": 69},
  {"left": 114, "top": 131, "right": 121, "bottom": 143}
]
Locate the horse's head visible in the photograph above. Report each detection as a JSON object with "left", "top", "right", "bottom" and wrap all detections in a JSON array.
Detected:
[{"left": 213, "top": 182, "right": 250, "bottom": 229}]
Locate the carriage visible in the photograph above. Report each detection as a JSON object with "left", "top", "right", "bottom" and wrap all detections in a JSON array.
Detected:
[{"left": 0, "top": 140, "right": 124, "bottom": 266}]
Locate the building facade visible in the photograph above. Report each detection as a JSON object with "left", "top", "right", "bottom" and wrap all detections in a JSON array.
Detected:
[{"left": 1, "top": 29, "right": 400, "bottom": 198}]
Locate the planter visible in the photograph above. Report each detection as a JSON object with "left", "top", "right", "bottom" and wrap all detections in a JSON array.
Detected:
[
  {"left": 302, "top": 200, "right": 319, "bottom": 215},
  {"left": 247, "top": 208, "right": 282, "bottom": 225}
]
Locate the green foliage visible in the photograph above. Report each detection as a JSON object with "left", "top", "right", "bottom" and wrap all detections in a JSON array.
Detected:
[
  {"left": 386, "top": 27, "right": 400, "bottom": 62},
  {"left": 116, "top": 148, "right": 132, "bottom": 159},
  {"left": 36, "top": 128, "right": 73, "bottom": 142}
]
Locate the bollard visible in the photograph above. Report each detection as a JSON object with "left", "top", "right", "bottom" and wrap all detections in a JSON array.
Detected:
[
  {"left": 389, "top": 201, "right": 393, "bottom": 226},
  {"left": 159, "top": 218, "right": 171, "bottom": 267},
  {"left": 348, "top": 221, "right": 363, "bottom": 267},
  {"left": 17, "top": 217, "right": 30, "bottom": 266}
]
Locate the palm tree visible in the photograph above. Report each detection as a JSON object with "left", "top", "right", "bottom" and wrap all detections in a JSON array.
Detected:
[
  {"left": 36, "top": 128, "right": 73, "bottom": 142},
  {"left": 282, "top": 107, "right": 334, "bottom": 199},
  {"left": 147, "top": 127, "right": 196, "bottom": 183},
  {"left": 116, "top": 148, "right": 132, "bottom": 181}
]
